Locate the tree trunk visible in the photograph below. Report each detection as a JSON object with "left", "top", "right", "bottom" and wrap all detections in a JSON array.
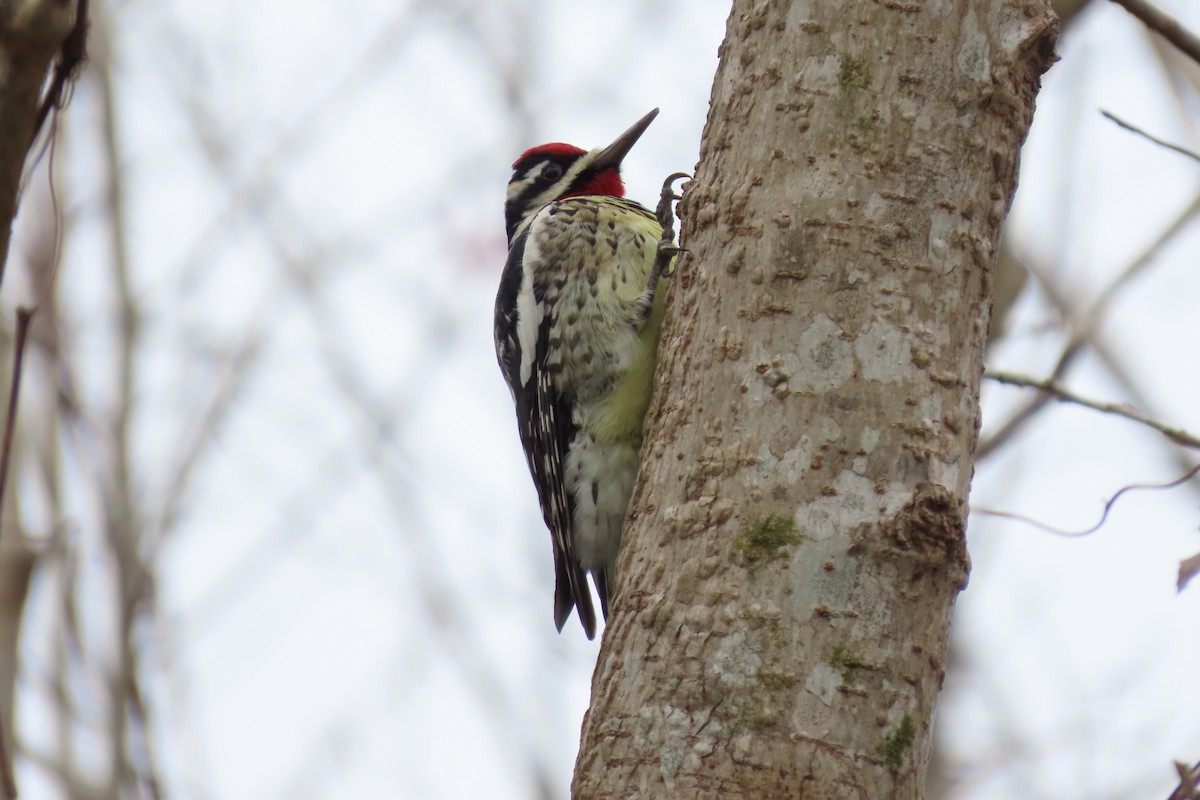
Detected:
[{"left": 574, "top": 1, "right": 1057, "bottom": 797}]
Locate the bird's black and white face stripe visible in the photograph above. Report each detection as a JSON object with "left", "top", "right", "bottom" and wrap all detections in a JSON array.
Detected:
[{"left": 504, "top": 147, "right": 590, "bottom": 243}]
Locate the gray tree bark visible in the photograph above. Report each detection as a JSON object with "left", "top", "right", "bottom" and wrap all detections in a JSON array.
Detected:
[{"left": 574, "top": 1, "right": 1057, "bottom": 798}]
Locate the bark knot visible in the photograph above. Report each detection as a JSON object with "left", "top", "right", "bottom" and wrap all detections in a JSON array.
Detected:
[{"left": 881, "top": 483, "right": 969, "bottom": 583}]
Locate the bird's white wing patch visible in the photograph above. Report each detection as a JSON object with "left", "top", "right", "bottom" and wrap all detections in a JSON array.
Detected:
[{"left": 515, "top": 211, "right": 548, "bottom": 388}]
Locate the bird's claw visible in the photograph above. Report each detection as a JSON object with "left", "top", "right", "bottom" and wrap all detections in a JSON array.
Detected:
[
  {"left": 652, "top": 172, "right": 690, "bottom": 282},
  {"left": 655, "top": 172, "right": 690, "bottom": 232},
  {"left": 655, "top": 240, "right": 687, "bottom": 278}
]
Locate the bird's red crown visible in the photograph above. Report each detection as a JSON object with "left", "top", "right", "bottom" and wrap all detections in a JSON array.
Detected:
[
  {"left": 513, "top": 143, "right": 626, "bottom": 199},
  {"left": 513, "top": 142, "right": 585, "bottom": 166}
]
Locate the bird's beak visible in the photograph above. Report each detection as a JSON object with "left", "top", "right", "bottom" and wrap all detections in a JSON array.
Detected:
[{"left": 590, "top": 108, "right": 660, "bottom": 172}]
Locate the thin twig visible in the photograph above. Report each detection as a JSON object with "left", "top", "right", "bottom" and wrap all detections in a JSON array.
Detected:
[
  {"left": 976, "top": 192, "right": 1200, "bottom": 459},
  {"left": 1180, "top": 552, "right": 1200, "bottom": 593},
  {"left": 1169, "top": 759, "right": 1200, "bottom": 800},
  {"left": 979, "top": 23, "right": 1200, "bottom": 461},
  {"left": 30, "top": 0, "right": 89, "bottom": 149},
  {"left": 0, "top": 309, "right": 33, "bottom": 550},
  {"left": 0, "top": 723, "right": 12, "bottom": 799},
  {"left": 0, "top": 307, "right": 34, "bottom": 800},
  {"left": 0, "top": 11, "right": 78, "bottom": 791},
  {"left": 19, "top": 0, "right": 90, "bottom": 197},
  {"left": 984, "top": 370, "right": 1200, "bottom": 449},
  {"left": 1109, "top": 0, "right": 1200, "bottom": 67},
  {"left": 75, "top": 5, "right": 158, "bottom": 795},
  {"left": 1101, "top": 110, "right": 1200, "bottom": 163},
  {"left": 973, "top": 461, "right": 1200, "bottom": 537}
]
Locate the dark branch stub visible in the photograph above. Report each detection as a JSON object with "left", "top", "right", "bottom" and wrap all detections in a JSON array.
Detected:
[{"left": 31, "top": 0, "right": 91, "bottom": 147}]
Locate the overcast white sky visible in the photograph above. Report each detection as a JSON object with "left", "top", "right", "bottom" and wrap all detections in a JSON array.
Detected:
[{"left": 10, "top": 1, "right": 1200, "bottom": 798}]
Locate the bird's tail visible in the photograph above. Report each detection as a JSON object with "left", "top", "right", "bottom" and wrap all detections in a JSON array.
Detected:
[{"left": 554, "top": 555, "right": 597, "bottom": 639}]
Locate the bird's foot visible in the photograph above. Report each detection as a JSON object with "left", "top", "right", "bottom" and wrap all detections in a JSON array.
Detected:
[{"left": 649, "top": 172, "right": 690, "bottom": 286}]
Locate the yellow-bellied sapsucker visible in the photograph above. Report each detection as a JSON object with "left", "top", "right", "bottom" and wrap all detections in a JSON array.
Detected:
[{"left": 494, "top": 108, "right": 686, "bottom": 638}]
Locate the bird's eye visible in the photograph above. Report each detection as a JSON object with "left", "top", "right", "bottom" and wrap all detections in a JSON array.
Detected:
[{"left": 541, "top": 163, "right": 564, "bottom": 183}]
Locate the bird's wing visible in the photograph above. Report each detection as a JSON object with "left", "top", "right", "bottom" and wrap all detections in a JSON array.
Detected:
[{"left": 494, "top": 219, "right": 597, "bottom": 639}]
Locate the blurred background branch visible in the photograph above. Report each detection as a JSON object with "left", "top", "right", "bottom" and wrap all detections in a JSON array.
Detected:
[{"left": 0, "top": 0, "right": 1198, "bottom": 798}]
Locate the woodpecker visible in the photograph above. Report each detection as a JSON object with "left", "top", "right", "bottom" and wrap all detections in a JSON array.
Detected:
[{"left": 494, "top": 108, "right": 685, "bottom": 639}]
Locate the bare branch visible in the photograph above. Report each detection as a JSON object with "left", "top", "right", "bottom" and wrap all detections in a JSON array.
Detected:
[
  {"left": 984, "top": 370, "right": 1200, "bottom": 449},
  {"left": 0, "top": 710, "right": 12, "bottom": 798},
  {"left": 0, "top": 0, "right": 77, "bottom": 290},
  {"left": 1179, "top": 552, "right": 1200, "bottom": 593},
  {"left": 977, "top": 191, "right": 1200, "bottom": 459},
  {"left": 1109, "top": 0, "right": 1200, "bottom": 67},
  {"left": 151, "top": 335, "right": 262, "bottom": 546},
  {"left": 0, "top": 308, "right": 31, "bottom": 800},
  {"left": 17, "top": 740, "right": 111, "bottom": 800},
  {"left": 973, "top": 462, "right": 1200, "bottom": 537},
  {"left": 0, "top": 309, "right": 33, "bottom": 540},
  {"left": 1101, "top": 109, "right": 1200, "bottom": 163},
  {"left": 29, "top": 0, "right": 89, "bottom": 148},
  {"left": 80, "top": 4, "right": 163, "bottom": 795},
  {"left": 1169, "top": 759, "right": 1200, "bottom": 800}
]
